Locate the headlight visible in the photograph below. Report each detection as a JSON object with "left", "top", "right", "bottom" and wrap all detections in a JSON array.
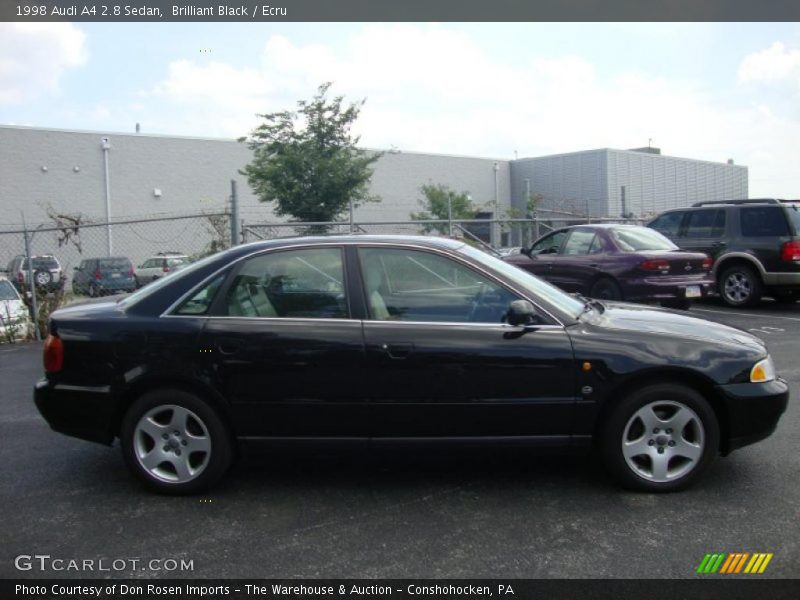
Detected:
[{"left": 750, "top": 356, "right": 776, "bottom": 383}]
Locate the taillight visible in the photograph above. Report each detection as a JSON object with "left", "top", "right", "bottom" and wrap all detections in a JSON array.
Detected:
[
  {"left": 639, "top": 259, "right": 670, "bottom": 271},
  {"left": 94, "top": 270, "right": 102, "bottom": 280},
  {"left": 43, "top": 334, "right": 64, "bottom": 373},
  {"left": 781, "top": 240, "right": 800, "bottom": 262},
  {"left": 128, "top": 267, "right": 135, "bottom": 277},
  {"left": 702, "top": 256, "right": 713, "bottom": 271},
  {"left": 17, "top": 271, "right": 23, "bottom": 283},
  {"left": 163, "top": 266, "right": 170, "bottom": 273}
]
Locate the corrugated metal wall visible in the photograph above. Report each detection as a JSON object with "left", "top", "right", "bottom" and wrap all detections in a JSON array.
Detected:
[{"left": 605, "top": 149, "right": 748, "bottom": 217}]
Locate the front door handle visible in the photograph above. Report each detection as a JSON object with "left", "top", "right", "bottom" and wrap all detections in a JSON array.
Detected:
[
  {"left": 379, "top": 342, "right": 414, "bottom": 359},
  {"left": 216, "top": 338, "right": 242, "bottom": 355}
]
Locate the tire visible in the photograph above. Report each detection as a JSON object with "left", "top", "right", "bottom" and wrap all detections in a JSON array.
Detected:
[
  {"left": 589, "top": 277, "right": 623, "bottom": 301},
  {"left": 120, "top": 389, "right": 233, "bottom": 494},
  {"left": 601, "top": 383, "right": 719, "bottom": 492},
  {"left": 33, "top": 269, "right": 52, "bottom": 288},
  {"left": 719, "top": 264, "right": 762, "bottom": 308}
]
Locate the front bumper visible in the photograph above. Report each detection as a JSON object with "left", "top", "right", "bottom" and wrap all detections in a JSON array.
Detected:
[
  {"left": 34, "top": 378, "right": 118, "bottom": 445},
  {"left": 717, "top": 378, "right": 789, "bottom": 454}
]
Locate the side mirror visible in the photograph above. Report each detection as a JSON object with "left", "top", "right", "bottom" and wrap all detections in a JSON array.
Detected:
[
  {"left": 520, "top": 247, "right": 532, "bottom": 257},
  {"left": 506, "top": 300, "right": 538, "bottom": 327},
  {"left": 73, "top": 266, "right": 80, "bottom": 271}
]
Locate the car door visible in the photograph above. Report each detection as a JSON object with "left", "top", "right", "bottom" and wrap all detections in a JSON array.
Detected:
[
  {"left": 196, "top": 246, "right": 368, "bottom": 438},
  {"left": 676, "top": 208, "right": 728, "bottom": 260},
  {"left": 357, "top": 245, "right": 577, "bottom": 439},
  {"left": 548, "top": 228, "right": 603, "bottom": 292},
  {"left": 519, "top": 230, "right": 569, "bottom": 279}
]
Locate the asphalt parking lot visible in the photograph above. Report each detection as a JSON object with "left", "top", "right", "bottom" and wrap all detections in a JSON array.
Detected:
[{"left": 1, "top": 299, "right": 798, "bottom": 579}]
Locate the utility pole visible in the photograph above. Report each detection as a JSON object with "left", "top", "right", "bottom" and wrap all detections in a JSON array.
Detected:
[
  {"left": 230, "top": 180, "right": 241, "bottom": 246},
  {"left": 22, "top": 215, "right": 40, "bottom": 341},
  {"left": 101, "top": 137, "right": 113, "bottom": 256},
  {"left": 493, "top": 162, "right": 500, "bottom": 247}
]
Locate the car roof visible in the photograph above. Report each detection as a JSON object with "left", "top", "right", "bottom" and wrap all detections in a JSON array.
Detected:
[
  {"left": 228, "top": 234, "right": 467, "bottom": 253},
  {"left": 557, "top": 223, "right": 645, "bottom": 230}
]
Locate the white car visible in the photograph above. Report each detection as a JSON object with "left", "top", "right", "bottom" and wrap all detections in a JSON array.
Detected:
[
  {"left": 134, "top": 253, "right": 190, "bottom": 287},
  {"left": 0, "top": 276, "right": 32, "bottom": 342}
]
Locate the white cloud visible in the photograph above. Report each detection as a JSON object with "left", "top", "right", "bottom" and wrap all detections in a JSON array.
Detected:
[
  {"left": 738, "top": 42, "right": 800, "bottom": 86},
  {"left": 0, "top": 23, "right": 88, "bottom": 105},
  {"left": 146, "top": 25, "right": 800, "bottom": 196}
]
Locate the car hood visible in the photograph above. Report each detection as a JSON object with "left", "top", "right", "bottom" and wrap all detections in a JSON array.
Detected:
[{"left": 584, "top": 301, "right": 766, "bottom": 351}]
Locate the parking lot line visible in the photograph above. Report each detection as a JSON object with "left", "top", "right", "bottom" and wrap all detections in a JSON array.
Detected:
[{"left": 693, "top": 308, "right": 800, "bottom": 323}]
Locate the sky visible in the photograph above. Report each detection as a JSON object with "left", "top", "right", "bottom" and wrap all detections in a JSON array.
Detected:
[{"left": 1, "top": 22, "right": 799, "bottom": 197}]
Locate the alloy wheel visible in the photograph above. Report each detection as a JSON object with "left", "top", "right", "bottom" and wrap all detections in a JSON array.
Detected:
[
  {"left": 133, "top": 404, "right": 211, "bottom": 484},
  {"left": 723, "top": 272, "right": 751, "bottom": 304},
  {"left": 621, "top": 400, "right": 705, "bottom": 483}
]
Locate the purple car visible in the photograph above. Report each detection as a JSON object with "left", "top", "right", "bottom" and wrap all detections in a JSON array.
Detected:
[{"left": 504, "top": 224, "right": 715, "bottom": 309}]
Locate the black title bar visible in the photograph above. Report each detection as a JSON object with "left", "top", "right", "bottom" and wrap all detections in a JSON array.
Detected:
[
  {"left": 4, "top": 579, "right": 800, "bottom": 600},
  {"left": 3, "top": 0, "right": 800, "bottom": 22}
]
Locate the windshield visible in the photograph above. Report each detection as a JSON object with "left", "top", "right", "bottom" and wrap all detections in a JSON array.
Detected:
[
  {"left": 0, "top": 280, "right": 19, "bottom": 301},
  {"left": 456, "top": 243, "right": 585, "bottom": 319},
  {"left": 610, "top": 227, "right": 677, "bottom": 252},
  {"left": 119, "top": 252, "right": 223, "bottom": 307}
]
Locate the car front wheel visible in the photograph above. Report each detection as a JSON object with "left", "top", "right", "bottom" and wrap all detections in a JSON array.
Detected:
[
  {"left": 602, "top": 383, "right": 719, "bottom": 492},
  {"left": 590, "top": 277, "right": 623, "bottom": 301},
  {"left": 120, "top": 389, "right": 233, "bottom": 494}
]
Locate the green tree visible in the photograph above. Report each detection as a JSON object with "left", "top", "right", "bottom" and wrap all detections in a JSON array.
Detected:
[
  {"left": 240, "top": 83, "right": 381, "bottom": 228},
  {"left": 411, "top": 184, "right": 477, "bottom": 234}
]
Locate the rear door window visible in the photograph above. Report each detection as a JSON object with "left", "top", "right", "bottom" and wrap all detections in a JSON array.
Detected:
[
  {"left": 740, "top": 207, "right": 790, "bottom": 237},
  {"left": 684, "top": 209, "right": 726, "bottom": 238},
  {"left": 561, "top": 229, "right": 596, "bottom": 255}
]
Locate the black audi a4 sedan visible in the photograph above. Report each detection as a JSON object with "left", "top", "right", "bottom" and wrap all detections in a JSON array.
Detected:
[{"left": 34, "top": 236, "right": 788, "bottom": 494}]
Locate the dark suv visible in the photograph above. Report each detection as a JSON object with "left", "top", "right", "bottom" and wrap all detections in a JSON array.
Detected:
[{"left": 648, "top": 199, "right": 800, "bottom": 307}]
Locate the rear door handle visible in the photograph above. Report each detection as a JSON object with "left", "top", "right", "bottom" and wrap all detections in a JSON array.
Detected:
[{"left": 379, "top": 342, "right": 414, "bottom": 359}]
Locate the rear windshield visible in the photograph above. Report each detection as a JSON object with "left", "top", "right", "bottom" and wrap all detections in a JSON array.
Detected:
[
  {"left": 98, "top": 258, "right": 132, "bottom": 269},
  {"left": 0, "top": 280, "right": 19, "bottom": 301},
  {"left": 23, "top": 257, "right": 59, "bottom": 270},
  {"left": 609, "top": 227, "right": 677, "bottom": 252},
  {"left": 784, "top": 204, "right": 800, "bottom": 235}
]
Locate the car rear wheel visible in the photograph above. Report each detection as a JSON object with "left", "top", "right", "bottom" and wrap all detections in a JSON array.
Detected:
[
  {"left": 602, "top": 383, "right": 719, "bottom": 492},
  {"left": 719, "top": 264, "right": 762, "bottom": 307},
  {"left": 120, "top": 389, "right": 233, "bottom": 494},
  {"left": 590, "top": 277, "right": 623, "bottom": 301}
]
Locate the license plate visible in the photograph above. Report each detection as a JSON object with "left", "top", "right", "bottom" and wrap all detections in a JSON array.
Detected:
[
  {"left": 685, "top": 285, "right": 701, "bottom": 299},
  {"left": 111, "top": 272, "right": 120, "bottom": 278}
]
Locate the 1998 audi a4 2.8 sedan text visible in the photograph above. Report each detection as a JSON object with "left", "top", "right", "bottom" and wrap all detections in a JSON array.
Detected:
[{"left": 34, "top": 236, "right": 788, "bottom": 493}]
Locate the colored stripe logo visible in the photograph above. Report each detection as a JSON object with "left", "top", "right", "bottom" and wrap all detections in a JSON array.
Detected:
[{"left": 696, "top": 553, "right": 773, "bottom": 574}]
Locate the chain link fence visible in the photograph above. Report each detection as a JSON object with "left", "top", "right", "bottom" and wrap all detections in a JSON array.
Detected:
[
  {"left": 0, "top": 212, "right": 231, "bottom": 342},
  {"left": 1, "top": 207, "right": 646, "bottom": 343}
]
